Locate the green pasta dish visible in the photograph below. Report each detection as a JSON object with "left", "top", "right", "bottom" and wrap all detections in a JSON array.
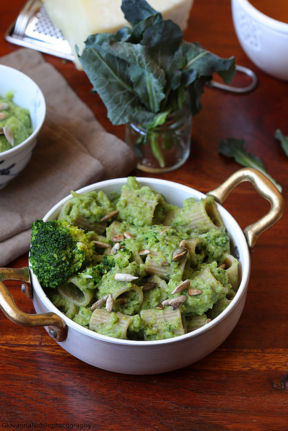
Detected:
[{"left": 30, "top": 177, "right": 240, "bottom": 341}]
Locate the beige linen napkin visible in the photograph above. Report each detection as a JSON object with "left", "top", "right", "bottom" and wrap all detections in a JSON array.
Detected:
[{"left": 0, "top": 49, "right": 136, "bottom": 265}]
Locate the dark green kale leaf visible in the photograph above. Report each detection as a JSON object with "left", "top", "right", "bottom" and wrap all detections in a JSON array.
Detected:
[
  {"left": 275, "top": 129, "right": 288, "bottom": 157},
  {"left": 141, "top": 19, "right": 183, "bottom": 57},
  {"left": 187, "top": 76, "right": 208, "bottom": 116},
  {"left": 105, "top": 42, "right": 166, "bottom": 113},
  {"left": 79, "top": 45, "right": 155, "bottom": 125},
  {"left": 176, "top": 42, "right": 235, "bottom": 86},
  {"left": 121, "top": 0, "right": 157, "bottom": 26},
  {"left": 129, "top": 13, "right": 162, "bottom": 43},
  {"left": 218, "top": 138, "right": 282, "bottom": 192}
]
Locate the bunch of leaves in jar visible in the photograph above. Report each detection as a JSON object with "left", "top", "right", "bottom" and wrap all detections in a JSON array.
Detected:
[{"left": 79, "top": 0, "right": 236, "bottom": 165}]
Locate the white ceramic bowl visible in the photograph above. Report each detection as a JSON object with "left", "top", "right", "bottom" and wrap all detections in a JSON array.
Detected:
[
  {"left": 232, "top": 0, "right": 288, "bottom": 80},
  {"left": 31, "top": 176, "right": 251, "bottom": 374},
  {"left": 0, "top": 65, "right": 46, "bottom": 189}
]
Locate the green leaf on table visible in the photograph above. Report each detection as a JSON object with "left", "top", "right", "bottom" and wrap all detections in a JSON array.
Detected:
[
  {"left": 275, "top": 129, "right": 288, "bottom": 157},
  {"left": 218, "top": 138, "right": 282, "bottom": 192},
  {"left": 121, "top": 0, "right": 157, "bottom": 26}
]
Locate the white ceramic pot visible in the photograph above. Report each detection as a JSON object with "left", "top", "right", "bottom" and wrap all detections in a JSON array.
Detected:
[
  {"left": 0, "top": 65, "right": 46, "bottom": 189},
  {"left": 232, "top": 0, "right": 288, "bottom": 80},
  {"left": 0, "top": 169, "right": 284, "bottom": 374}
]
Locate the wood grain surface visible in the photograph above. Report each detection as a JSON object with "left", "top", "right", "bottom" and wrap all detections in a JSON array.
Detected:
[{"left": 1, "top": 1, "right": 288, "bottom": 430}]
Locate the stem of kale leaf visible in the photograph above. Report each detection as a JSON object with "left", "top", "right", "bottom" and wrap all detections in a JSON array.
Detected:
[{"left": 149, "top": 130, "right": 165, "bottom": 168}]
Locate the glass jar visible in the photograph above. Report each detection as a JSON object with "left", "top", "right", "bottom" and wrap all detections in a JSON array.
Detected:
[{"left": 125, "top": 104, "right": 192, "bottom": 173}]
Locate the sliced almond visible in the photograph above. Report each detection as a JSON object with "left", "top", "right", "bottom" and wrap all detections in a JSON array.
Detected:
[
  {"left": 172, "top": 248, "right": 187, "bottom": 262},
  {"left": 161, "top": 295, "right": 187, "bottom": 309},
  {"left": 139, "top": 249, "right": 150, "bottom": 256},
  {"left": 124, "top": 231, "right": 135, "bottom": 239},
  {"left": 114, "top": 273, "right": 139, "bottom": 282},
  {"left": 90, "top": 295, "right": 108, "bottom": 311},
  {"left": 3, "top": 126, "right": 14, "bottom": 146},
  {"left": 100, "top": 210, "right": 119, "bottom": 222},
  {"left": 188, "top": 288, "right": 202, "bottom": 296},
  {"left": 106, "top": 294, "right": 114, "bottom": 313},
  {"left": 112, "top": 234, "right": 125, "bottom": 242},
  {"left": 179, "top": 240, "right": 187, "bottom": 248},
  {"left": 171, "top": 279, "right": 190, "bottom": 294},
  {"left": 111, "top": 242, "right": 121, "bottom": 254},
  {"left": 93, "top": 240, "right": 110, "bottom": 249}
]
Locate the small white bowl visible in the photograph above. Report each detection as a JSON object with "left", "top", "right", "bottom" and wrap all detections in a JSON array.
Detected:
[
  {"left": 0, "top": 65, "right": 46, "bottom": 189},
  {"left": 232, "top": 0, "right": 288, "bottom": 80}
]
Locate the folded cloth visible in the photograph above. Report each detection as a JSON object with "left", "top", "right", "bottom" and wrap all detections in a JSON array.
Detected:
[{"left": 0, "top": 49, "right": 136, "bottom": 266}]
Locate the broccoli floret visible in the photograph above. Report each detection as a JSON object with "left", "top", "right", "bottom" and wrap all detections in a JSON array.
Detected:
[
  {"left": 74, "top": 256, "right": 116, "bottom": 288},
  {"left": 29, "top": 219, "right": 95, "bottom": 289},
  {"left": 95, "top": 255, "right": 116, "bottom": 279}
]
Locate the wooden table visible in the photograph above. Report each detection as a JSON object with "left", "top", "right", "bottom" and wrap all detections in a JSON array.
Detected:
[{"left": 1, "top": 1, "right": 288, "bottom": 429}]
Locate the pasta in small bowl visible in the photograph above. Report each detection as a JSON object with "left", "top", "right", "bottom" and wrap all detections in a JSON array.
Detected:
[{"left": 0, "top": 169, "right": 283, "bottom": 374}]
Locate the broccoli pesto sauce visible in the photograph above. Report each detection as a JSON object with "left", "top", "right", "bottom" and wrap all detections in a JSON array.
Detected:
[
  {"left": 30, "top": 177, "right": 240, "bottom": 341},
  {"left": 0, "top": 92, "right": 32, "bottom": 152}
]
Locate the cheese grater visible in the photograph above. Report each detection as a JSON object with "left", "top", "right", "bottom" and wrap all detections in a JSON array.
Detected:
[{"left": 5, "top": 0, "right": 74, "bottom": 60}]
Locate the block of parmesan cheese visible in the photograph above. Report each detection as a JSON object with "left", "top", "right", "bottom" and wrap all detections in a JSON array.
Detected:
[{"left": 42, "top": 0, "right": 194, "bottom": 67}]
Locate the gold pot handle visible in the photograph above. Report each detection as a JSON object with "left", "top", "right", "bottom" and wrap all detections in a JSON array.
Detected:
[
  {"left": 0, "top": 267, "right": 67, "bottom": 341},
  {"left": 208, "top": 168, "right": 284, "bottom": 248}
]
